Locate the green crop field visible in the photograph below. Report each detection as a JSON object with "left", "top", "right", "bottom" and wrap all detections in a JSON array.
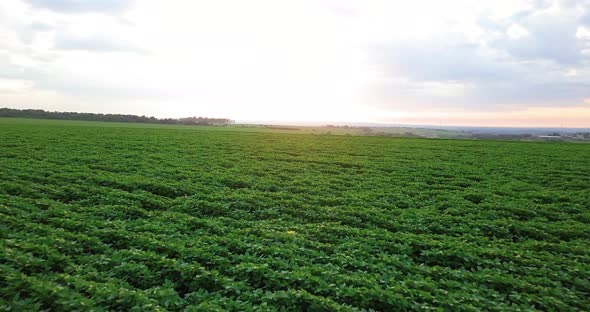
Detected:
[{"left": 1, "top": 118, "right": 589, "bottom": 311}]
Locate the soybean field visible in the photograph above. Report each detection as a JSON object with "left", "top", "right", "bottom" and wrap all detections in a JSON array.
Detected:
[{"left": 1, "top": 118, "right": 589, "bottom": 311}]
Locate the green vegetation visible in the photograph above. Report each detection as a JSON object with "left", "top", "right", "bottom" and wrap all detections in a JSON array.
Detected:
[
  {"left": 0, "top": 108, "right": 233, "bottom": 125},
  {"left": 1, "top": 118, "right": 589, "bottom": 311}
]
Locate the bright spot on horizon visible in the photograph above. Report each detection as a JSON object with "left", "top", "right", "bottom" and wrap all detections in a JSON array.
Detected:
[{"left": 1, "top": 0, "right": 589, "bottom": 127}]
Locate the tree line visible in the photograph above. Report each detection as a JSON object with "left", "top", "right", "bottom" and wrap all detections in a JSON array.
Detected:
[{"left": 0, "top": 108, "right": 234, "bottom": 126}]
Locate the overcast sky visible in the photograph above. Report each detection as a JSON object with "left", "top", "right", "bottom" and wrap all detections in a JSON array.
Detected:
[{"left": 1, "top": 0, "right": 590, "bottom": 127}]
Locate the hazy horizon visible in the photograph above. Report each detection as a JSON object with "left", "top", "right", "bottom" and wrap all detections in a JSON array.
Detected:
[{"left": 1, "top": 0, "right": 590, "bottom": 127}]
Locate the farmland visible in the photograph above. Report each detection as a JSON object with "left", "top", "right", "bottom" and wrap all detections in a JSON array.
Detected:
[{"left": 1, "top": 118, "right": 589, "bottom": 311}]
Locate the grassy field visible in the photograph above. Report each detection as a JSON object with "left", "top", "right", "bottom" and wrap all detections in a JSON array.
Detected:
[
  {"left": 0, "top": 118, "right": 469, "bottom": 139},
  {"left": 1, "top": 118, "right": 589, "bottom": 311}
]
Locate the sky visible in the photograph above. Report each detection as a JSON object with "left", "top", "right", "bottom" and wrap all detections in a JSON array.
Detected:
[{"left": 1, "top": 0, "right": 590, "bottom": 127}]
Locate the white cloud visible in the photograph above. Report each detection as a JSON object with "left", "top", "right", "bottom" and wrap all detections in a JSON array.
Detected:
[
  {"left": 0, "top": 78, "right": 34, "bottom": 91},
  {"left": 24, "top": 0, "right": 133, "bottom": 14},
  {"left": 577, "top": 26, "right": 590, "bottom": 39},
  {"left": 506, "top": 24, "right": 529, "bottom": 39}
]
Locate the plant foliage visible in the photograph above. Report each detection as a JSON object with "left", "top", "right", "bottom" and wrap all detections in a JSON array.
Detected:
[{"left": 1, "top": 118, "right": 589, "bottom": 311}]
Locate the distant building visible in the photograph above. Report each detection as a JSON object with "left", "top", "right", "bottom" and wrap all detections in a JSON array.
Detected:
[{"left": 538, "top": 135, "right": 562, "bottom": 140}]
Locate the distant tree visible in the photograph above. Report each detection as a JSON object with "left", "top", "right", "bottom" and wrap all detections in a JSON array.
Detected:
[{"left": 0, "top": 108, "right": 233, "bottom": 126}]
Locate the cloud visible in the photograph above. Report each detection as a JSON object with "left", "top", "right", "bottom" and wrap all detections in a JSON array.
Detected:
[
  {"left": 55, "top": 34, "right": 143, "bottom": 53},
  {"left": 368, "top": 0, "right": 590, "bottom": 112},
  {"left": 0, "top": 78, "right": 35, "bottom": 91},
  {"left": 506, "top": 24, "right": 529, "bottom": 39},
  {"left": 473, "top": 81, "right": 590, "bottom": 106},
  {"left": 371, "top": 43, "right": 590, "bottom": 109},
  {"left": 374, "top": 41, "right": 512, "bottom": 83},
  {"left": 25, "top": 0, "right": 133, "bottom": 14},
  {"left": 30, "top": 22, "right": 54, "bottom": 31},
  {"left": 492, "top": 7, "right": 583, "bottom": 65}
]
